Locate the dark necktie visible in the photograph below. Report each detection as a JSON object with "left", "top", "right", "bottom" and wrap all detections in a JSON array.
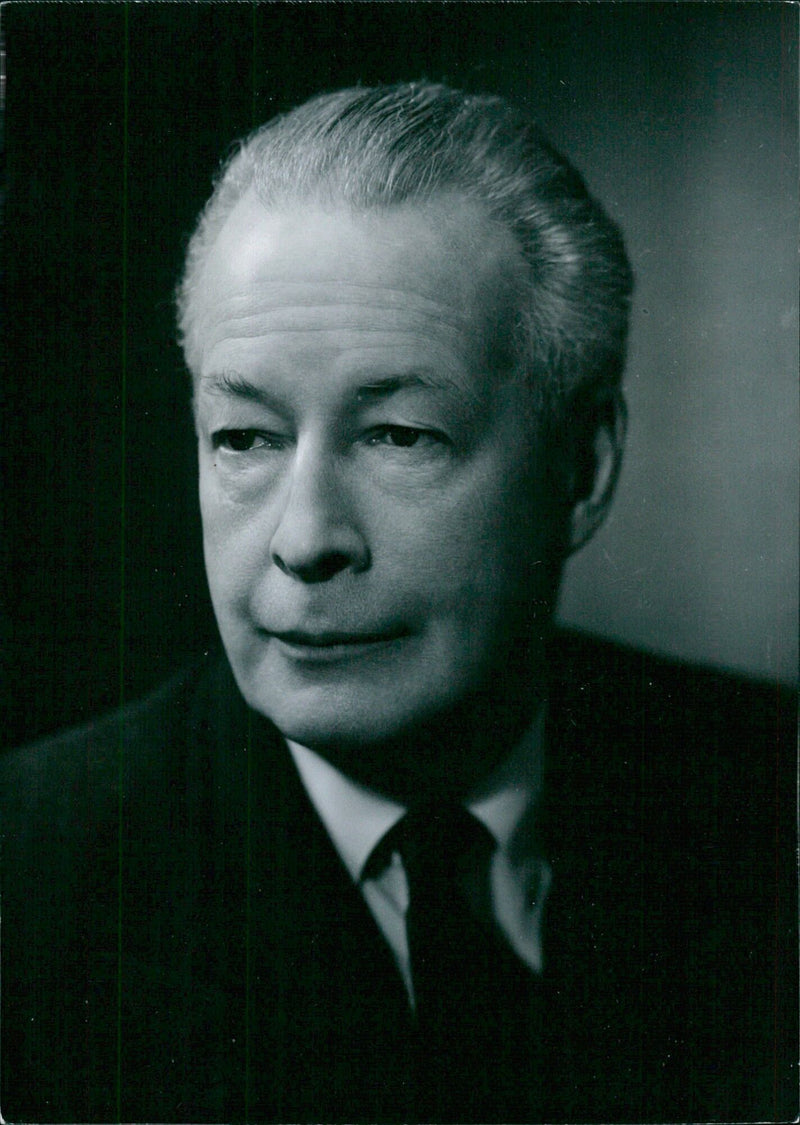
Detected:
[
  {"left": 395, "top": 802, "right": 494, "bottom": 1028},
  {"left": 388, "top": 801, "right": 544, "bottom": 1122}
]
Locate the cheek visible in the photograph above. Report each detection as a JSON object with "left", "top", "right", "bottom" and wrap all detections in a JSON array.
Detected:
[
  {"left": 385, "top": 478, "right": 550, "bottom": 615},
  {"left": 199, "top": 477, "right": 264, "bottom": 606},
  {"left": 199, "top": 479, "right": 230, "bottom": 583},
  {"left": 200, "top": 455, "right": 264, "bottom": 548}
]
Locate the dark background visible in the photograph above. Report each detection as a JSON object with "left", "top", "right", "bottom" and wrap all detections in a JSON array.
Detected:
[{"left": 3, "top": 2, "right": 797, "bottom": 749}]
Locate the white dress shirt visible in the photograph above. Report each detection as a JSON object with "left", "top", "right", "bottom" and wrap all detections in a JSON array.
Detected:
[{"left": 288, "top": 709, "right": 552, "bottom": 1003}]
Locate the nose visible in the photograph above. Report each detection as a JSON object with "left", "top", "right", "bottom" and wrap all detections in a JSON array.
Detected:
[{"left": 269, "top": 444, "right": 370, "bottom": 583}]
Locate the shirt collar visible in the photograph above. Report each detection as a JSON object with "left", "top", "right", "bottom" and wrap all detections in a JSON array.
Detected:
[
  {"left": 467, "top": 705, "right": 546, "bottom": 849},
  {"left": 288, "top": 740, "right": 405, "bottom": 882},
  {"left": 287, "top": 703, "right": 545, "bottom": 882}
]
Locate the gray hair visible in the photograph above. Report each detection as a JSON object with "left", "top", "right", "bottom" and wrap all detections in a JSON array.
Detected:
[{"left": 176, "top": 82, "right": 632, "bottom": 416}]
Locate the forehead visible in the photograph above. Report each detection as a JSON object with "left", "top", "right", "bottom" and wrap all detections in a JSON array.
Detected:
[{"left": 190, "top": 190, "right": 523, "bottom": 378}]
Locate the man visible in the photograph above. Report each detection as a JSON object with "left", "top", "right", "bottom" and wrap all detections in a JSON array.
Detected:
[{"left": 1, "top": 83, "right": 795, "bottom": 1123}]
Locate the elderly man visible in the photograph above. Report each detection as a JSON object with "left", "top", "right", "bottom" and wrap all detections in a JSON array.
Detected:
[{"left": 1, "top": 83, "right": 795, "bottom": 1123}]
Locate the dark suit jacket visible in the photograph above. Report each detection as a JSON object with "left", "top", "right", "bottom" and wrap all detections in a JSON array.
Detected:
[{"left": 1, "top": 632, "right": 796, "bottom": 1122}]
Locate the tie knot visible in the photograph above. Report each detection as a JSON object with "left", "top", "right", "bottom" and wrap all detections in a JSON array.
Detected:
[{"left": 393, "top": 801, "right": 494, "bottom": 886}]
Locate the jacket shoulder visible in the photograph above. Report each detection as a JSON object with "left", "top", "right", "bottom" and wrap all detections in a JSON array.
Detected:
[
  {"left": 0, "top": 661, "right": 203, "bottom": 829},
  {"left": 551, "top": 627, "right": 795, "bottom": 728},
  {"left": 546, "top": 628, "right": 796, "bottom": 902},
  {"left": 549, "top": 628, "right": 796, "bottom": 799},
  {"left": 544, "top": 630, "right": 798, "bottom": 1121}
]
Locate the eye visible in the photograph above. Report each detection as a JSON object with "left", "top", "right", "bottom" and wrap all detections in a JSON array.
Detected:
[
  {"left": 214, "top": 430, "right": 262, "bottom": 452},
  {"left": 367, "top": 425, "right": 441, "bottom": 449},
  {"left": 212, "top": 429, "right": 285, "bottom": 452}
]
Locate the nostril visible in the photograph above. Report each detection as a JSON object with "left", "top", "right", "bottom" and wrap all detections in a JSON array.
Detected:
[
  {"left": 310, "top": 553, "right": 353, "bottom": 582},
  {"left": 273, "top": 550, "right": 355, "bottom": 584}
]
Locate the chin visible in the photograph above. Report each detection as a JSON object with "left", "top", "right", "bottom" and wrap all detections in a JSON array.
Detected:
[
  {"left": 254, "top": 689, "right": 434, "bottom": 754},
  {"left": 233, "top": 640, "right": 457, "bottom": 749}
]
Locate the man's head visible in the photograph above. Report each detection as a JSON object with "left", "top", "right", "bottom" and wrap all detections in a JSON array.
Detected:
[{"left": 178, "top": 83, "right": 632, "bottom": 798}]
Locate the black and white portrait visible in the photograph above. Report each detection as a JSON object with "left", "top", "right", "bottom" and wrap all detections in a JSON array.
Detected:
[{"left": 2, "top": 4, "right": 796, "bottom": 1121}]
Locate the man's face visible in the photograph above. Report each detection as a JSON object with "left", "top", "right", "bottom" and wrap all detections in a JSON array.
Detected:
[{"left": 191, "top": 191, "right": 567, "bottom": 793}]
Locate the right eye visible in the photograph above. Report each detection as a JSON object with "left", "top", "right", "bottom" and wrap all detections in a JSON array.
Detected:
[{"left": 212, "top": 429, "right": 284, "bottom": 452}]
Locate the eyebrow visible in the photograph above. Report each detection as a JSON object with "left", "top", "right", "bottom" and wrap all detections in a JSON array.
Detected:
[
  {"left": 199, "top": 372, "right": 279, "bottom": 407},
  {"left": 199, "top": 369, "right": 467, "bottom": 406},
  {"left": 355, "top": 373, "right": 440, "bottom": 400}
]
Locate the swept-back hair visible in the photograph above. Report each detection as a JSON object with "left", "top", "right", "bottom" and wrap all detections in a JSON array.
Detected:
[{"left": 177, "top": 82, "right": 632, "bottom": 416}]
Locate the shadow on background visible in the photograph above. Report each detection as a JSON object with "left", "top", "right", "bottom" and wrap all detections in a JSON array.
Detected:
[{"left": 2, "top": 2, "right": 797, "bottom": 748}]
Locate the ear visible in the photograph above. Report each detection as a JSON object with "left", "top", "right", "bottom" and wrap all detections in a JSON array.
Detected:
[{"left": 565, "top": 389, "right": 627, "bottom": 555}]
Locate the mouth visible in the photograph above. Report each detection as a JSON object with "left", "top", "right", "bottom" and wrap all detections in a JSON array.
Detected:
[{"left": 269, "top": 627, "right": 410, "bottom": 661}]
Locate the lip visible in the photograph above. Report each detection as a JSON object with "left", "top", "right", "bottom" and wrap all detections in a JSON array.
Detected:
[{"left": 269, "top": 628, "right": 409, "bottom": 661}]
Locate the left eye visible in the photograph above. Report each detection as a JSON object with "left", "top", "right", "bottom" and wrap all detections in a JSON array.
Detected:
[{"left": 367, "top": 426, "right": 436, "bottom": 448}]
